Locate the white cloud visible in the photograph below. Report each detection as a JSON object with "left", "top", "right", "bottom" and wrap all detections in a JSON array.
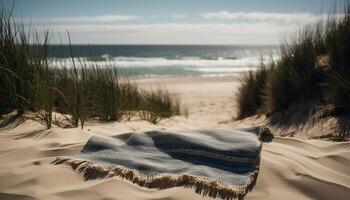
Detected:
[
  {"left": 33, "top": 22, "right": 298, "bottom": 45},
  {"left": 23, "top": 11, "right": 331, "bottom": 44},
  {"left": 16, "top": 15, "right": 143, "bottom": 24},
  {"left": 202, "top": 11, "right": 327, "bottom": 24},
  {"left": 172, "top": 14, "right": 187, "bottom": 19}
]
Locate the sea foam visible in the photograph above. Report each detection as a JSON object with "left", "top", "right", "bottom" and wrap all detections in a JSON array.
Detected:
[{"left": 49, "top": 55, "right": 277, "bottom": 76}]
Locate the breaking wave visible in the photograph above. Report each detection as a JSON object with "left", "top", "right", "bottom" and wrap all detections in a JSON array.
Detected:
[{"left": 49, "top": 54, "right": 278, "bottom": 77}]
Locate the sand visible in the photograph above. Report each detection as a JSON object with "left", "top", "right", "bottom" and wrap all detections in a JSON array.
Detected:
[{"left": 0, "top": 76, "right": 349, "bottom": 200}]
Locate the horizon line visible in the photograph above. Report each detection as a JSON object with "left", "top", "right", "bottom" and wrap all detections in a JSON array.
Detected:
[{"left": 45, "top": 43, "right": 279, "bottom": 46}]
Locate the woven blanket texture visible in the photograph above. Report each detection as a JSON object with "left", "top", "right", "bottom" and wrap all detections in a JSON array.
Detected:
[{"left": 53, "top": 126, "right": 263, "bottom": 200}]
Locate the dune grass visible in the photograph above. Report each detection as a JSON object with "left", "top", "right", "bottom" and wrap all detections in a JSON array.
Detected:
[
  {"left": 28, "top": 32, "right": 55, "bottom": 129},
  {"left": 325, "top": 5, "right": 350, "bottom": 113},
  {"left": 53, "top": 62, "right": 180, "bottom": 126},
  {"left": 0, "top": 8, "right": 29, "bottom": 116},
  {"left": 0, "top": 7, "right": 50, "bottom": 123},
  {"left": 264, "top": 30, "right": 321, "bottom": 113},
  {"left": 236, "top": 60, "right": 271, "bottom": 119},
  {"left": 0, "top": 8, "right": 181, "bottom": 129},
  {"left": 236, "top": 3, "right": 350, "bottom": 137},
  {"left": 139, "top": 89, "right": 180, "bottom": 124}
]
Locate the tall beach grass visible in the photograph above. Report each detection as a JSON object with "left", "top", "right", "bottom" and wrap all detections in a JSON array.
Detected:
[
  {"left": 0, "top": 8, "right": 181, "bottom": 129},
  {"left": 236, "top": 3, "right": 350, "bottom": 137}
]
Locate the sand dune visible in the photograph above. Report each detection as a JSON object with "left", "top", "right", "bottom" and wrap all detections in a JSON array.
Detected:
[
  {"left": 0, "top": 76, "right": 349, "bottom": 200},
  {"left": 248, "top": 138, "right": 350, "bottom": 200}
]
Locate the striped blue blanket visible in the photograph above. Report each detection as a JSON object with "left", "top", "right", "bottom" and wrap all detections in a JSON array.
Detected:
[{"left": 53, "top": 127, "right": 264, "bottom": 200}]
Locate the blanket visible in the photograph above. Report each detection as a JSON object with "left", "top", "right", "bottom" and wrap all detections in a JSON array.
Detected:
[{"left": 53, "top": 126, "right": 264, "bottom": 200}]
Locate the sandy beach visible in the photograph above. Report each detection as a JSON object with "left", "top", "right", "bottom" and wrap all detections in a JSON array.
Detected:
[{"left": 0, "top": 76, "right": 349, "bottom": 200}]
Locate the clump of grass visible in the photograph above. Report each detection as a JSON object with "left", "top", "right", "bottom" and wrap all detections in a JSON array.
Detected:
[
  {"left": 70, "top": 49, "right": 88, "bottom": 129},
  {"left": 236, "top": 62, "right": 270, "bottom": 119},
  {"left": 54, "top": 62, "right": 181, "bottom": 126},
  {"left": 119, "top": 81, "right": 141, "bottom": 121},
  {"left": 139, "top": 89, "right": 180, "bottom": 124},
  {"left": 263, "top": 29, "right": 322, "bottom": 113},
  {"left": 0, "top": 7, "right": 34, "bottom": 116},
  {"left": 54, "top": 65, "right": 121, "bottom": 126},
  {"left": 325, "top": 5, "right": 350, "bottom": 113},
  {"left": 52, "top": 33, "right": 89, "bottom": 129},
  {"left": 236, "top": 2, "right": 350, "bottom": 137},
  {"left": 53, "top": 62, "right": 181, "bottom": 126},
  {"left": 90, "top": 67, "right": 124, "bottom": 122},
  {"left": 28, "top": 32, "right": 56, "bottom": 129},
  {"left": 0, "top": 6, "right": 54, "bottom": 129}
]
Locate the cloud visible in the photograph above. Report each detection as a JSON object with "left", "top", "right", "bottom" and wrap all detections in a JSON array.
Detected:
[
  {"left": 22, "top": 11, "right": 329, "bottom": 44},
  {"left": 33, "top": 22, "right": 298, "bottom": 45},
  {"left": 172, "top": 14, "right": 187, "bottom": 19},
  {"left": 16, "top": 15, "right": 143, "bottom": 24},
  {"left": 202, "top": 11, "right": 327, "bottom": 24}
]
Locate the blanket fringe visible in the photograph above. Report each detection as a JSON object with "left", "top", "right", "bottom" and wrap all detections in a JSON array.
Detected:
[{"left": 52, "top": 155, "right": 260, "bottom": 200}]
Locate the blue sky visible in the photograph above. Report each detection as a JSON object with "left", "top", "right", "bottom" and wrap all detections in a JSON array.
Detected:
[{"left": 1, "top": 0, "right": 342, "bottom": 44}]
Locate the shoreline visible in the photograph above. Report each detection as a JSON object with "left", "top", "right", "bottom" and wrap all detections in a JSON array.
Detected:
[{"left": 133, "top": 75, "right": 240, "bottom": 85}]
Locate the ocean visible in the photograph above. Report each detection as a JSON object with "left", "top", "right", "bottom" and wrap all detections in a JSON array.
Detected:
[{"left": 48, "top": 45, "right": 279, "bottom": 77}]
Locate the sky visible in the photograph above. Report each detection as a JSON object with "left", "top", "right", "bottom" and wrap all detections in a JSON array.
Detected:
[{"left": 1, "top": 0, "right": 342, "bottom": 45}]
